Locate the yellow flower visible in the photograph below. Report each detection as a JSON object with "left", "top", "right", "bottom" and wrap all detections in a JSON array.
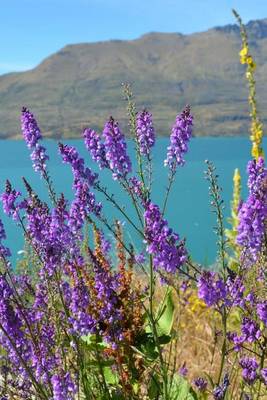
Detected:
[
  {"left": 247, "top": 56, "right": 256, "bottom": 70},
  {"left": 239, "top": 46, "right": 248, "bottom": 57}
]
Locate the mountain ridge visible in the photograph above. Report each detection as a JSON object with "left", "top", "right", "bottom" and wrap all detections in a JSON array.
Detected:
[{"left": 1, "top": 18, "right": 267, "bottom": 139}]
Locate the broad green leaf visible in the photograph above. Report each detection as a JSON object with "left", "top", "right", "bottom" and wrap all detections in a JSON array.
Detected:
[{"left": 156, "top": 288, "right": 175, "bottom": 336}]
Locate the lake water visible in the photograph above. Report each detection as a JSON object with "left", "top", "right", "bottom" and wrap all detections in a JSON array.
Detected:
[{"left": 0, "top": 137, "right": 266, "bottom": 265}]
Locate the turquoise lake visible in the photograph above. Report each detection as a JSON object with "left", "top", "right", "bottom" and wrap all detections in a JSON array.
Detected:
[{"left": 1, "top": 137, "right": 266, "bottom": 265}]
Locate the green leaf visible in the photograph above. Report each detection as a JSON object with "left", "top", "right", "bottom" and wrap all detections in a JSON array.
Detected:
[
  {"left": 80, "top": 334, "right": 107, "bottom": 351},
  {"left": 169, "top": 376, "right": 198, "bottom": 400},
  {"left": 158, "top": 334, "right": 172, "bottom": 344},
  {"left": 148, "top": 374, "right": 161, "bottom": 399},
  {"left": 103, "top": 366, "right": 119, "bottom": 385},
  {"left": 86, "top": 359, "right": 114, "bottom": 368},
  {"left": 156, "top": 288, "right": 175, "bottom": 336},
  {"left": 134, "top": 332, "right": 159, "bottom": 361}
]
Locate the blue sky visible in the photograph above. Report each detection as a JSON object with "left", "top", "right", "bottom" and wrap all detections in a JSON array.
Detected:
[{"left": 1, "top": 0, "right": 267, "bottom": 75}]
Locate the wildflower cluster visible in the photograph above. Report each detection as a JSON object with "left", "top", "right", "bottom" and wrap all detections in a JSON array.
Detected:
[
  {"left": 0, "top": 12, "right": 266, "bottom": 399},
  {"left": 0, "top": 100, "right": 195, "bottom": 400}
]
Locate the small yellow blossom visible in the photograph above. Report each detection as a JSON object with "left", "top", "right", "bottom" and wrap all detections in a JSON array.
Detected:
[{"left": 239, "top": 46, "right": 248, "bottom": 56}]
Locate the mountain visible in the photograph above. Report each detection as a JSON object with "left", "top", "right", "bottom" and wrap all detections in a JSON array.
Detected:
[{"left": 1, "top": 18, "right": 267, "bottom": 139}]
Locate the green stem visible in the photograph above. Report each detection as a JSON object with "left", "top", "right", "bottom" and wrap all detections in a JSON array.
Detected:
[
  {"left": 162, "top": 170, "right": 176, "bottom": 217},
  {"left": 42, "top": 169, "right": 57, "bottom": 206},
  {"left": 94, "top": 337, "right": 111, "bottom": 400},
  {"left": 121, "top": 179, "right": 144, "bottom": 228},
  {"left": 95, "top": 183, "right": 144, "bottom": 237},
  {"left": 148, "top": 255, "right": 169, "bottom": 400},
  {"left": 217, "top": 308, "right": 227, "bottom": 386}
]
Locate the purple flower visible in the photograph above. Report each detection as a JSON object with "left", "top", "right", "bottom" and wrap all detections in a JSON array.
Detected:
[
  {"left": 83, "top": 128, "right": 108, "bottom": 169},
  {"left": 239, "top": 357, "right": 259, "bottom": 384},
  {"left": 69, "top": 180, "right": 102, "bottom": 234},
  {"left": 213, "top": 374, "right": 229, "bottom": 399},
  {"left": 241, "top": 317, "right": 261, "bottom": 343},
  {"left": 21, "top": 107, "right": 49, "bottom": 175},
  {"left": 197, "top": 271, "right": 226, "bottom": 307},
  {"left": 257, "top": 301, "right": 267, "bottom": 326},
  {"left": 179, "top": 363, "right": 188, "bottom": 377},
  {"left": 59, "top": 143, "right": 101, "bottom": 225},
  {"left": 129, "top": 177, "right": 145, "bottom": 201},
  {"left": 21, "top": 107, "right": 42, "bottom": 148},
  {"left": 164, "top": 105, "right": 193, "bottom": 170},
  {"left": 144, "top": 201, "right": 187, "bottom": 274},
  {"left": 1, "top": 180, "right": 23, "bottom": 221},
  {"left": 30, "top": 144, "right": 49, "bottom": 173},
  {"left": 193, "top": 377, "right": 207, "bottom": 392},
  {"left": 237, "top": 157, "right": 267, "bottom": 261},
  {"left": 102, "top": 117, "right": 132, "bottom": 180},
  {"left": 51, "top": 372, "right": 76, "bottom": 400},
  {"left": 59, "top": 143, "right": 98, "bottom": 187},
  {"left": 261, "top": 368, "right": 267, "bottom": 386},
  {"left": 134, "top": 252, "right": 145, "bottom": 264},
  {"left": 226, "top": 276, "right": 245, "bottom": 307},
  {"left": 227, "top": 331, "right": 245, "bottom": 351},
  {"left": 136, "top": 109, "right": 155, "bottom": 155},
  {"left": 0, "top": 219, "right": 11, "bottom": 258},
  {"left": 99, "top": 230, "right": 111, "bottom": 255}
]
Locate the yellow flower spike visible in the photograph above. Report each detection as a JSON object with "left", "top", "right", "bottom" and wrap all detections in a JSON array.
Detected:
[
  {"left": 225, "top": 168, "right": 242, "bottom": 269},
  {"left": 233, "top": 9, "right": 265, "bottom": 161},
  {"left": 232, "top": 168, "right": 241, "bottom": 212}
]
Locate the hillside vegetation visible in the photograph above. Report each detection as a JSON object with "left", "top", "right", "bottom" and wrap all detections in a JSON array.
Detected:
[{"left": 1, "top": 19, "right": 267, "bottom": 138}]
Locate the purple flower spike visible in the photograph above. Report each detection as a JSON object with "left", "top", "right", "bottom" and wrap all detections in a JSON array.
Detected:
[
  {"left": 144, "top": 200, "right": 187, "bottom": 274},
  {"left": 1, "top": 180, "right": 23, "bottom": 221},
  {"left": 83, "top": 128, "right": 108, "bottom": 169},
  {"left": 237, "top": 157, "right": 267, "bottom": 261},
  {"left": 103, "top": 117, "right": 132, "bottom": 180},
  {"left": 0, "top": 219, "right": 11, "bottom": 258},
  {"left": 164, "top": 105, "right": 193, "bottom": 170},
  {"left": 21, "top": 107, "right": 49, "bottom": 175},
  {"left": 136, "top": 109, "right": 155, "bottom": 155},
  {"left": 58, "top": 143, "right": 98, "bottom": 187},
  {"left": 21, "top": 107, "right": 42, "bottom": 148}
]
